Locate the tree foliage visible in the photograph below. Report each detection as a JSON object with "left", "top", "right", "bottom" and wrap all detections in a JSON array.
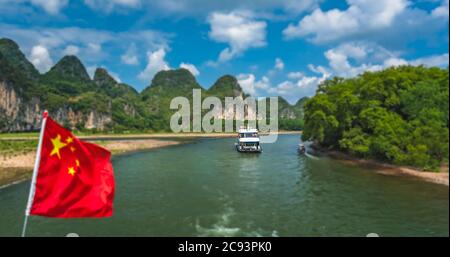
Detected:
[{"left": 302, "top": 66, "right": 449, "bottom": 170}]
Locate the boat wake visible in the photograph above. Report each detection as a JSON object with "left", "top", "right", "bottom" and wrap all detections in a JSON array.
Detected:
[
  {"left": 195, "top": 192, "right": 281, "bottom": 237},
  {"left": 195, "top": 205, "right": 241, "bottom": 236},
  {"left": 305, "top": 152, "right": 319, "bottom": 160}
]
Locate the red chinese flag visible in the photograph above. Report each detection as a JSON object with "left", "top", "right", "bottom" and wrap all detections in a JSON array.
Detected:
[{"left": 29, "top": 115, "right": 115, "bottom": 218}]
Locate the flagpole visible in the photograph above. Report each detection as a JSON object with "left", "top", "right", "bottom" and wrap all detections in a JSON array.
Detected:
[{"left": 21, "top": 110, "right": 48, "bottom": 237}]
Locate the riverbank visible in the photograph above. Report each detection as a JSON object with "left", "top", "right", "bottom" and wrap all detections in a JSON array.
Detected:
[
  {"left": 0, "top": 130, "right": 299, "bottom": 141},
  {"left": 311, "top": 145, "right": 449, "bottom": 186},
  {"left": 0, "top": 138, "right": 181, "bottom": 188}
]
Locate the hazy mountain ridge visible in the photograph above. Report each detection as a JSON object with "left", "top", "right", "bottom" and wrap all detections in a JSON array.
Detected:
[{"left": 0, "top": 38, "right": 305, "bottom": 132}]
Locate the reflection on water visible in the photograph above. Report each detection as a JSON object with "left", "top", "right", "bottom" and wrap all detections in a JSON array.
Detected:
[{"left": 0, "top": 134, "right": 448, "bottom": 236}]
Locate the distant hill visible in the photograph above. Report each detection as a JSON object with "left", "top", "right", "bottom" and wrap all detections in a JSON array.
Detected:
[
  {"left": 207, "top": 75, "right": 247, "bottom": 99},
  {"left": 0, "top": 38, "right": 306, "bottom": 132}
]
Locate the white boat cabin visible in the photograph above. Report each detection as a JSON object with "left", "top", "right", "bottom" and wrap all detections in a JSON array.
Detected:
[{"left": 236, "top": 128, "right": 262, "bottom": 153}]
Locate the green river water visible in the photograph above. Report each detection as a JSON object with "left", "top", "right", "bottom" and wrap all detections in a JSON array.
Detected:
[{"left": 0, "top": 134, "right": 448, "bottom": 236}]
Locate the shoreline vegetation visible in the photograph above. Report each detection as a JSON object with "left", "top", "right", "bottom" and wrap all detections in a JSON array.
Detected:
[
  {"left": 301, "top": 66, "right": 449, "bottom": 173},
  {"left": 311, "top": 145, "right": 449, "bottom": 186}
]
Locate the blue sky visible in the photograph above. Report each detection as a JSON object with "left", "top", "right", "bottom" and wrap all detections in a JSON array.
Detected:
[{"left": 0, "top": 0, "right": 448, "bottom": 104}]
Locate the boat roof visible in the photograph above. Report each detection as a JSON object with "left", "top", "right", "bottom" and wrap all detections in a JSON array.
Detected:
[
  {"left": 238, "top": 128, "right": 258, "bottom": 133},
  {"left": 239, "top": 137, "right": 260, "bottom": 143}
]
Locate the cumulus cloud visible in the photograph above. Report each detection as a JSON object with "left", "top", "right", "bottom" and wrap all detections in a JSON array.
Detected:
[
  {"left": 138, "top": 48, "right": 170, "bottom": 82},
  {"left": 62, "top": 45, "right": 80, "bottom": 56},
  {"left": 410, "top": 53, "right": 449, "bottom": 67},
  {"left": 0, "top": 24, "right": 170, "bottom": 69},
  {"left": 179, "top": 62, "right": 200, "bottom": 76},
  {"left": 242, "top": 69, "right": 330, "bottom": 104},
  {"left": 283, "top": 0, "right": 409, "bottom": 43},
  {"left": 30, "top": 45, "right": 53, "bottom": 73},
  {"left": 287, "top": 71, "right": 304, "bottom": 80},
  {"left": 320, "top": 42, "right": 449, "bottom": 78},
  {"left": 239, "top": 39, "right": 448, "bottom": 103},
  {"left": 121, "top": 43, "right": 139, "bottom": 65},
  {"left": 268, "top": 71, "right": 330, "bottom": 103},
  {"left": 237, "top": 74, "right": 257, "bottom": 95},
  {"left": 30, "top": 0, "right": 68, "bottom": 14},
  {"left": 237, "top": 74, "right": 271, "bottom": 96},
  {"left": 83, "top": 0, "right": 141, "bottom": 12},
  {"left": 432, "top": 0, "right": 449, "bottom": 19},
  {"left": 112, "top": 0, "right": 319, "bottom": 18},
  {"left": 208, "top": 11, "right": 267, "bottom": 62},
  {"left": 274, "top": 58, "right": 284, "bottom": 70}
]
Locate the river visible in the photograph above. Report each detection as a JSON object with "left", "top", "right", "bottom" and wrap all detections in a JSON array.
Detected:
[{"left": 0, "top": 134, "right": 448, "bottom": 236}]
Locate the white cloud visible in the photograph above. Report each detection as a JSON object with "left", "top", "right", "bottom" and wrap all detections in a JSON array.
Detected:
[
  {"left": 237, "top": 71, "right": 326, "bottom": 103},
  {"left": 237, "top": 74, "right": 271, "bottom": 96},
  {"left": 62, "top": 45, "right": 79, "bottom": 56},
  {"left": 30, "top": 45, "right": 53, "bottom": 73},
  {"left": 83, "top": 0, "right": 141, "bottom": 12},
  {"left": 269, "top": 70, "right": 330, "bottom": 103},
  {"left": 208, "top": 11, "right": 267, "bottom": 62},
  {"left": 179, "top": 62, "right": 200, "bottom": 76},
  {"left": 87, "top": 43, "right": 101, "bottom": 53},
  {"left": 138, "top": 48, "right": 170, "bottom": 82},
  {"left": 382, "top": 57, "right": 408, "bottom": 67},
  {"left": 283, "top": 0, "right": 409, "bottom": 43},
  {"left": 410, "top": 53, "right": 449, "bottom": 67},
  {"left": 86, "top": 66, "right": 97, "bottom": 79},
  {"left": 30, "top": 0, "right": 68, "bottom": 14},
  {"left": 87, "top": 66, "right": 121, "bottom": 83},
  {"left": 432, "top": 0, "right": 449, "bottom": 19},
  {"left": 237, "top": 74, "right": 257, "bottom": 95},
  {"left": 0, "top": 24, "right": 170, "bottom": 70},
  {"left": 287, "top": 71, "right": 304, "bottom": 79},
  {"left": 121, "top": 43, "right": 139, "bottom": 65},
  {"left": 308, "top": 64, "right": 330, "bottom": 76},
  {"left": 115, "top": 0, "right": 319, "bottom": 18},
  {"left": 275, "top": 58, "right": 284, "bottom": 70},
  {"left": 319, "top": 42, "right": 449, "bottom": 78}
]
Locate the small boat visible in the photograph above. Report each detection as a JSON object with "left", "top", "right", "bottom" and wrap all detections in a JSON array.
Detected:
[
  {"left": 235, "top": 127, "right": 262, "bottom": 153},
  {"left": 298, "top": 144, "right": 306, "bottom": 154}
]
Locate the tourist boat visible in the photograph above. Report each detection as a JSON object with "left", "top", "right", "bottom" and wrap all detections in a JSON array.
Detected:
[
  {"left": 235, "top": 127, "right": 262, "bottom": 153},
  {"left": 298, "top": 144, "right": 306, "bottom": 154}
]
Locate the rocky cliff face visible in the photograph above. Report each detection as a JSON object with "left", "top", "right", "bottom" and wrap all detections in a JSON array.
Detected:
[
  {"left": 0, "top": 80, "right": 112, "bottom": 132},
  {"left": 0, "top": 81, "right": 41, "bottom": 132}
]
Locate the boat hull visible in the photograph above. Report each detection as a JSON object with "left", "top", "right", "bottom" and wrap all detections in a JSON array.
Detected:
[{"left": 235, "top": 144, "right": 262, "bottom": 153}]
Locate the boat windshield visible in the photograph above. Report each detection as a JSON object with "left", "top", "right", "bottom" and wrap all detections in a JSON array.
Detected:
[{"left": 239, "top": 133, "right": 258, "bottom": 138}]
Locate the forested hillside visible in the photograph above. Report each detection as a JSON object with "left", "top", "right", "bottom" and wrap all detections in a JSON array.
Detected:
[
  {"left": 0, "top": 38, "right": 304, "bottom": 133},
  {"left": 302, "top": 66, "right": 449, "bottom": 170}
]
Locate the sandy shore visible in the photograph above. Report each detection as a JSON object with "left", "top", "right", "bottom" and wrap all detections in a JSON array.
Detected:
[
  {"left": 0, "top": 139, "right": 181, "bottom": 188},
  {"left": 311, "top": 146, "right": 449, "bottom": 186}
]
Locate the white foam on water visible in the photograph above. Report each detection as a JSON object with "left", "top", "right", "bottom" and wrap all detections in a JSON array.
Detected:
[
  {"left": 195, "top": 191, "right": 281, "bottom": 237},
  {"left": 0, "top": 178, "right": 28, "bottom": 190},
  {"left": 195, "top": 206, "right": 241, "bottom": 237}
]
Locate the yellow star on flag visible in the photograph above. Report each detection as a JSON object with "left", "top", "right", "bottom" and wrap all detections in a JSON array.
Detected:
[
  {"left": 68, "top": 166, "right": 76, "bottom": 176},
  {"left": 75, "top": 159, "right": 80, "bottom": 167},
  {"left": 66, "top": 137, "right": 73, "bottom": 144},
  {"left": 50, "top": 134, "right": 67, "bottom": 159}
]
